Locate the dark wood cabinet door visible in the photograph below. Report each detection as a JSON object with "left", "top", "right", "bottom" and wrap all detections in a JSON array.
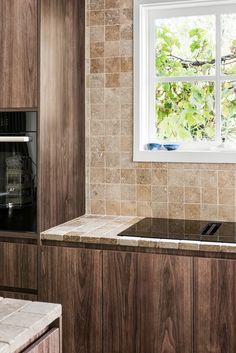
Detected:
[
  {"left": 0, "top": 242, "right": 37, "bottom": 290},
  {"left": 39, "top": 246, "right": 102, "bottom": 353},
  {"left": 194, "top": 258, "right": 236, "bottom": 353},
  {"left": 103, "top": 251, "right": 193, "bottom": 353},
  {"left": 23, "top": 328, "right": 60, "bottom": 353},
  {"left": 0, "top": 0, "right": 37, "bottom": 108}
]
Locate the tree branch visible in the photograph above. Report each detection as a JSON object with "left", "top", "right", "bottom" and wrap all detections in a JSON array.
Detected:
[{"left": 168, "top": 53, "right": 236, "bottom": 68}]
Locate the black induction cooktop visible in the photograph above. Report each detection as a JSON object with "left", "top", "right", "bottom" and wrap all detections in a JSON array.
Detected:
[{"left": 118, "top": 218, "right": 236, "bottom": 243}]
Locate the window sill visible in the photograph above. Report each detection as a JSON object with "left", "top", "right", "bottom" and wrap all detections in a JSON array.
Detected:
[{"left": 133, "top": 149, "right": 236, "bottom": 163}]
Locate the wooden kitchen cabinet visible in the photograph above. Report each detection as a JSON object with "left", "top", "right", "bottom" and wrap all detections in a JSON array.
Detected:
[
  {"left": 0, "top": 0, "right": 37, "bottom": 108},
  {"left": 0, "top": 241, "right": 37, "bottom": 290},
  {"left": 23, "top": 328, "right": 60, "bottom": 353},
  {"left": 39, "top": 246, "right": 102, "bottom": 353},
  {"left": 103, "top": 251, "right": 193, "bottom": 353},
  {"left": 194, "top": 258, "right": 236, "bottom": 353}
]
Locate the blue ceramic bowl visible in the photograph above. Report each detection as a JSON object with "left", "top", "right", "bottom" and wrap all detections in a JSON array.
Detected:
[
  {"left": 163, "top": 143, "right": 180, "bottom": 151},
  {"left": 147, "top": 143, "right": 162, "bottom": 151}
]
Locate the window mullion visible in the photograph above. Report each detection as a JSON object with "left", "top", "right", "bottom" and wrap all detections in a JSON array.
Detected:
[{"left": 215, "top": 13, "right": 222, "bottom": 143}]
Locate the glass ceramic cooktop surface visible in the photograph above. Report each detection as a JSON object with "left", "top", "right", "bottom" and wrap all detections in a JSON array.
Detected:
[{"left": 118, "top": 218, "right": 236, "bottom": 243}]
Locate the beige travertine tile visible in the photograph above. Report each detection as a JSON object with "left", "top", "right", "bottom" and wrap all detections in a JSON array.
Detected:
[
  {"left": 105, "top": 0, "right": 120, "bottom": 9},
  {"left": 152, "top": 202, "right": 168, "bottom": 218},
  {"left": 90, "top": 120, "right": 105, "bottom": 136},
  {"left": 90, "top": 184, "right": 105, "bottom": 199},
  {"left": 201, "top": 187, "right": 217, "bottom": 205},
  {"left": 121, "top": 57, "right": 132, "bottom": 71},
  {"left": 90, "top": 167, "right": 105, "bottom": 183},
  {"left": 218, "top": 188, "right": 235, "bottom": 205},
  {"left": 90, "top": 42, "right": 104, "bottom": 57},
  {"left": 106, "top": 200, "right": 121, "bottom": 215},
  {"left": 104, "top": 41, "right": 120, "bottom": 57},
  {"left": 120, "top": 40, "right": 133, "bottom": 56},
  {"left": 90, "top": 26, "right": 105, "bottom": 42},
  {"left": 120, "top": 24, "right": 132, "bottom": 40},
  {"left": 218, "top": 205, "right": 235, "bottom": 221},
  {"left": 168, "top": 187, "right": 184, "bottom": 203},
  {"left": 121, "top": 184, "right": 136, "bottom": 201},
  {"left": 169, "top": 203, "right": 184, "bottom": 219},
  {"left": 121, "top": 169, "right": 135, "bottom": 184},
  {"left": 120, "top": 8, "right": 132, "bottom": 23},
  {"left": 90, "top": 152, "right": 105, "bottom": 168},
  {"left": 184, "top": 170, "right": 200, "bottom": 187},
  {"left": 137, "top": 185, "right": 151, "bottom": 201},
  {"left": 105, "top": 152, "right": 120, "bottom": 168},
  {"left": 218, "top": 170, "right": 235, "bottom": 188},
  {"left": 106, "top": 184, "right": 121, "bottom": 200},
  {"left": 151, "top": 169, "right": 167, "bottom": 185},
  {"left": 105, "top": 119, "right": 120, "bottom": 135},
  {"left": 137, "top": 201, "right": 152, "bottom": 217},
  {"left": 184, "top": 187, "right": 200, "bottom": 203},
  {"left": 200, "top": 170, "right": 217, "bottom": 187},
  {"left": 105, "top": 136, "right": 120, "bottom": 151},
  {"left": 91, "top": 104, "right": 105, "bottom": 119},
  {"left": 106, "top": 168, "right": 121, "bottom": 183},
  {"left": 90, "top": 0, "right": 105, "bottom": 10},
  {"left": 90, "top": 74, "right": 105, "bottom": 87},
  {"left": 105, "top": 9, "right": 120, "bottom": 25},
  {"left": 105, "top": 88, "right": 120, "bottom": 104},
  {"left": 152, "top": 186, "right": 167, "bottom": 203},
  {"left": 120, "top": 0, "right": 132, "bottom": 8},
  {"left": 120, "top": 201, "right": 137, "bottom": 216},
  {"left": 200, "top": 204, "right": 218, "bottom": 221},
  {"left": 168, "top": 169, "right": 184, "bottom": 187},
  {"left": 185, "top": 204, "right": 200, "bottom": 220},
  {"left": 120, "top": 72, "right": 132, "bottom": 87},
  {"left": 90, "top": 11, "right": 105, "bottom": 26},
  {"left": 136, "top": 169, "right": 151, "bottom": 185},
  {"left": 105, "top": 57, "right": 121, "bottom": 72},
  {"left": 91, "top": 199, "right": 106, "bottom": 214},
  {"left": 105, "top": 25, "right": 120, "bottom": 40}
]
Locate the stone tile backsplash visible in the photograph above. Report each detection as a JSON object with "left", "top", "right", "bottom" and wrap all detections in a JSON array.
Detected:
[{"left": 86, "top": 0, "right": 236, "bottom": 221}]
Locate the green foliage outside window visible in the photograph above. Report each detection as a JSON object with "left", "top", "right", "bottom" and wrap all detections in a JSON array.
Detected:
[{"left": 155, "top": 15, "right": 236, "bottom": 142}]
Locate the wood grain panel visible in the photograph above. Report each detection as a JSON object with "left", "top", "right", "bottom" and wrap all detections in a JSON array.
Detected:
[
  {"left": 103, "top": 251, "right": 193, "bottom": 353},
  {"left": 137, "top": 253, "right": 193, "bottom": 353},
  {"left": 39, "top": 0, "right": 85, "bottom": 231},
  {"left": 39, "top": 246, "right": 102, "bottom": 353},
  {"left": 0, "top": 242, "right": 37, "bottom": 290},
  {"left": 103, "top": 251, "right": 138, "bottom": 353},
  {"left": 0, "top": 0, "right": 37, "bottom": 108},
  {"left": 23, "top": 328, "right": 59, "bottom": 353},
  {"left": 195, "top": 258, "right": 236, "bottom": 353}
]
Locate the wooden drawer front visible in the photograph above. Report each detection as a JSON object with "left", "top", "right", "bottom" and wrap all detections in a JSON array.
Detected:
[
  {"left": 0, "top": 242, "right": 37, "bottom": 290},
  {"left": 23, "top": 328, "right": 60, "bottom": 353}
]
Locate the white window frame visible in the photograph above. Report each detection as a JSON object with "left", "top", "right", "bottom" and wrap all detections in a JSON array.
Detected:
[{"left": 133, "top": 0, "right": 236, "bottom": 163}]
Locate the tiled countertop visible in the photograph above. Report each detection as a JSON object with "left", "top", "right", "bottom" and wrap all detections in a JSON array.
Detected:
[
  {"left": 41, "top": 215, "right": 236, "bottom": 254},
  {"left": 0, "top": 298, "right": 61, "bottom": 353}
]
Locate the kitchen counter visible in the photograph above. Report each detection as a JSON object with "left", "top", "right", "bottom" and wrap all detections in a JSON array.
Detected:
[
  {"left": 0, "top": 298, "right": 61, "bottom": 353},
  {"left": 41, "top": 215, "right": 236, "bottom": 254}
]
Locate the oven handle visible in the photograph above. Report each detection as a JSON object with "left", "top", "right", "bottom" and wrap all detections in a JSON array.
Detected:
[{"left": 0, "top": 136, "right": 32, "bottom": 142}]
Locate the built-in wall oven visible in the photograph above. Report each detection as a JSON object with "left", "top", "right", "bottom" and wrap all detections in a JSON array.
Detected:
[{"left": 0, "top": 112, "right": 37, "bottom": 233}]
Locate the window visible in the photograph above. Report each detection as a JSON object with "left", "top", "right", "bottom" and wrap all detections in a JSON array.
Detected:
[{"left": 134, "top": 0, "right": 236, "bottom": 162}]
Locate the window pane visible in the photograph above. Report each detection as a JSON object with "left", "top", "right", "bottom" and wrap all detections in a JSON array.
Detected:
[
  {"left": 221, "top": 14, "right": 236, "bottom": 75},
  {"left": 156, "top": 16, "right": 216, "bottom": 77},
  {"left": 221, "top": 81, "right": 236, "bottom": 141},
  {"left": 155, "top": 82, "right": 215, "bottom": 141}
]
